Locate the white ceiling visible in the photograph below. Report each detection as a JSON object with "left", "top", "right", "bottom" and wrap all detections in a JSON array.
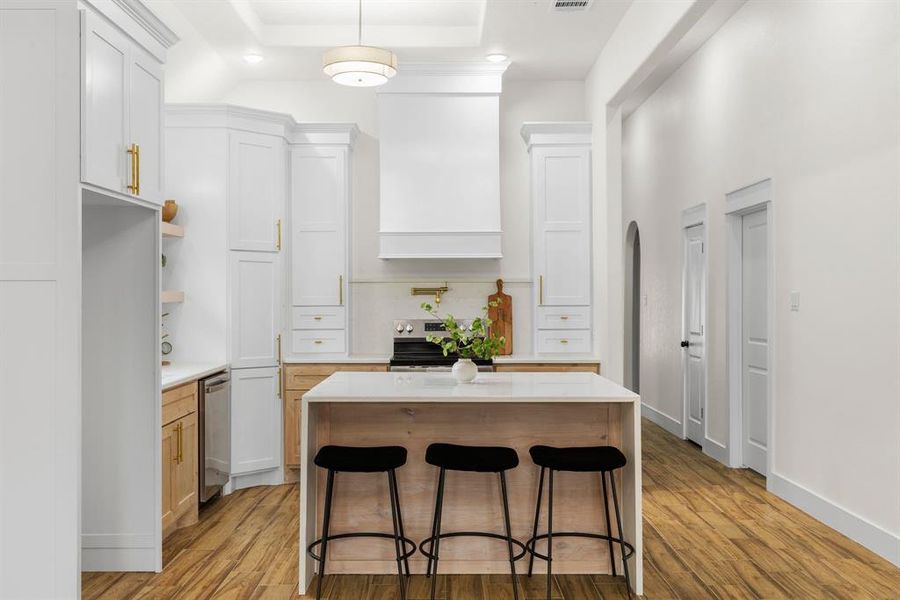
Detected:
[{"left": 148, "top": 0, "right": 633, "bottom": 83}]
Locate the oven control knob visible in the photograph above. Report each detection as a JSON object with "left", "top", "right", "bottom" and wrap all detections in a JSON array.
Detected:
[
  {"left": 396, "top": 323, "right": 404, "bottom": 333},
  {"left": 405, "top": 324, "right": 414, "bottom": 334}
]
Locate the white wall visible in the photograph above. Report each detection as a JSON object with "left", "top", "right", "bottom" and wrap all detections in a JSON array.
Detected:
[
  {"left": 219, "top": 79, "right": 585, "bottom": 356},
  {"left": 622, "top": 0, "right": 900, "bottom": 562},
  {"left": 585, "top": 0, "right": 704, "bottom": 382}
]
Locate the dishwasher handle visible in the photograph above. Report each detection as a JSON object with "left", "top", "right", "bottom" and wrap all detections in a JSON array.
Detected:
[{"left": 204, "top": 376, "right": 230, "bottom": 393}]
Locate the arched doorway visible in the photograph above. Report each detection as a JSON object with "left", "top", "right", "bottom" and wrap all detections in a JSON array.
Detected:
[{"left": 624, "top": 222, "right": 641, "bottom": 393}]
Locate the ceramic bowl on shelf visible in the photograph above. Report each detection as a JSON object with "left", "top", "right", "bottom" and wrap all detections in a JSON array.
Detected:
[{"left": 162, "top": 199, "right": 178, "bottom": 223}]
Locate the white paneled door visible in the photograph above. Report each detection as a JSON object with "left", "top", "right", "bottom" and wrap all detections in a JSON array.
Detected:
[
  {"left": 230, "top": 366, "right": 281, "bottom": 475},
  {"left": 683, "top": 224, "right": 706, "bottom": 445},
  {"left": 1, "top": 1, "right": 80, "bottom": 596},
  {"left": 128, "top": 49, "right": 163, "bottom": 204},
  {"left": 741, "top": 209, "right": 769, "bottom": 475},
  {"left": 533, "top": 147, "right": 592, "bottom": 307},
  {"left": 228, "top": 131, "right": 285, "bottom": 252},
  {"left": 291, "top": 146, "right": 347, "bottom": 306},
  {"left": 82, "top": 9, "right": 128, "bottom": 194},
  {"left": 230, "top": 251, "right": 282, "bottom": 369}
]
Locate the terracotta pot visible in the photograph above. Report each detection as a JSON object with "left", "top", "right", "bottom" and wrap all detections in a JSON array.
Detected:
[{"left": 162, "top": 199, "right": 178, "bottom": 223}]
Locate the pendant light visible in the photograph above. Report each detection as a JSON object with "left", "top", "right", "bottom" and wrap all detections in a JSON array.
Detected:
[{"left": 323, "top": 0, "right": 397, "bottom": 87}]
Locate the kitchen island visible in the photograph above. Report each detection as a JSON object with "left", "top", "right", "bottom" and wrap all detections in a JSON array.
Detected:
[{"left": 299, "top": 371, "right": 642, "bottom": 595}]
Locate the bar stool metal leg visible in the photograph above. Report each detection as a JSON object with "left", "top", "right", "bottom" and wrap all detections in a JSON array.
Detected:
[
  {"left": 389, "top": 469, "right": 411, "bottom": 577},
  {"left": 316, "top": 469, "right": 336, "bottom": 600},
  {"left": 609, "top": 472, "right": 632, "bottom": 600},
  {"left": 546, "top": 469, "right": 554, "bottom": 600},
  {"left": 499, "top": 471, "right": 520, "bottom": 600},
  {"left": 601, "top": 471, "right": 618, "bottom": 577},
  {"left": 387, "top": 470, "right": 408, "bottom": 600},
  {"left": 429, "top": 468, "right": 446, "bottom": 600},
  {"left": 527, "top": 467, "right": 545, "bottom": 577}
]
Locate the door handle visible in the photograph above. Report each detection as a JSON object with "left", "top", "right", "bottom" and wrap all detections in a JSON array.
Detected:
[{"left": 681, "top": 340, "right": 690, "bottom": 348}]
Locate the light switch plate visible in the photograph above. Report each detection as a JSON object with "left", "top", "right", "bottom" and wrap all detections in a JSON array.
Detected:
[{"left": 789, "top": 292, "right": 800, "bottom": 311}]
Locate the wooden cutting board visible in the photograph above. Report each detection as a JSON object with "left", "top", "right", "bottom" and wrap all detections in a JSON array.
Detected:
[{"left": 488, "top": 278, "right": 513, "bottom": 355}]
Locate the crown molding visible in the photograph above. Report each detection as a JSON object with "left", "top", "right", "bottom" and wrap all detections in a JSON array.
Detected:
[
  {"left": 112, "top": 0, "right": 179, "bottom": 47},
  {"left": 165, "top": 104, "right": 359, "bottom": 147},
  {"left": 520, "top": 122, "right": 592, "bottom": 149}
]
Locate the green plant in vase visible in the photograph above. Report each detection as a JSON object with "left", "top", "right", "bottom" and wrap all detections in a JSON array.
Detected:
[{"left": 421, "top": 299, "right": 505, "bottom": 383}]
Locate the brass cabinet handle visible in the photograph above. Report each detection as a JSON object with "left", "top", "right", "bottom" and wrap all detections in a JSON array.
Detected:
[
  {"left": 560, "top": 339, "right": 569, "bottom": 345},
  {"left": 276, "top": 334, "right": 282, "bottom": 364},
  {"left": 172, "top": 424, "right": 179, "bottom": 464},
  {"left": 539, "top": 275, "right": 544, "bottom": 305},
  {"left": 560, "top": 315, "right": 569, "bottom": 320},
  {"left": 126, "top": 143, "right": 139, "bottom": 194},
  {"left": 313, "top": 316, "right": 323, "bottom": 321},
  {"left": 276, "top": 219, "right": 282, "bottom": 251},
  {"left": 175, "top": 422, "right": 183, "bottom": 464},
  {"left": 314, "top": 340, "right": 323, "bottom": 345},
  {"left": 339, "top": 275, "right": 343, "bottom": 305},
  {"left": 135, "top": 144, "right": 140, "bottom": 195},
  {"left": 277, "top": 366, "right": 283, "bottom": 398}
]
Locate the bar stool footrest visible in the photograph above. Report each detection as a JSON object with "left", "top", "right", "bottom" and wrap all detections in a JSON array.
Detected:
[
  {"left": 308, "top": 532, "right": 417, "bottom": 562},
  {"left": 524, "top": 532, "right": 635, "bottom": 563},
  {"left": 420, "top": 531, "right": 528, "bottom": 562}
]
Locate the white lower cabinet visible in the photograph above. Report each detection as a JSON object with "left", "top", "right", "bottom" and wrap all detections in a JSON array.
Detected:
[
  {"left": 230, "top": 251, "right": 282, "bottom": 369},
  {"left": 230, "top": 366, "right": 281, "bottom": 475}
]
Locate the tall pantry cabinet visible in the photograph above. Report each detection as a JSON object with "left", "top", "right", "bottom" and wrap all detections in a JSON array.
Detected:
[
  {"left": 165, "top": 105, "right": 286, "bottom": 491},
  {"left": 521, "top": 123, "right": 594, "bottom": 356}
]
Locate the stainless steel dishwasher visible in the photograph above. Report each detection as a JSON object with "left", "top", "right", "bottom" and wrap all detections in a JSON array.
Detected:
[{"left": 198, "top": 371, "right": 230, "bottom": 503}]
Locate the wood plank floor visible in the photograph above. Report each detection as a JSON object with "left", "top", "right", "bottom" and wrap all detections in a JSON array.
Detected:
[{"left": 83, "top": 419, "right": 900, "bottom": 599}]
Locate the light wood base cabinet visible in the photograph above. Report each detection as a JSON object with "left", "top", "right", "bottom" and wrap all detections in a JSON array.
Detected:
[
  {"left": 283, "top": 364, "right": 388, "bottom": 472},
  {"left": 494, "top": 362, "right": 600, "bottom": 373},
  {"left": 162, "top": 382, "right": 199, "bottom": 539}
]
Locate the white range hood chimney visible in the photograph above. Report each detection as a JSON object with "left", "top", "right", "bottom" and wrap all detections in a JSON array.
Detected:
[{"left": 376, "top": 62, "right": 509, "bottom": 259}]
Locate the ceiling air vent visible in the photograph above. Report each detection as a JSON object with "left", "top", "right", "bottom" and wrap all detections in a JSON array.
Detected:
[{"left": 551, "top": 0, "right": 592, "bottom": 11}]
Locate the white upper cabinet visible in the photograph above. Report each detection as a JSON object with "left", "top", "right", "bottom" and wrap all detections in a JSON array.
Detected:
[
  {"left": 533, "top": 145, "right": 592, "bottom": 307},
  {"left": 230, "top": 251, "right": 282, "bottom": 369},
  {"left": 522, "top": 122, "right": 593, "bottom": 355},
  {"left": 290, "top": 146, "right": 348, "bottom": 307},
  {"left": 81, "top": 7, "right": 168, "bottom": 205},
  {"left": 128, "top": 50, "right": 164, "bottom": 204},
  {"left": 228, "top": 132, "right": 285, "bottom": 252},
  {"left": 82, "top": 10, "right": 128, "bottom": 195}
]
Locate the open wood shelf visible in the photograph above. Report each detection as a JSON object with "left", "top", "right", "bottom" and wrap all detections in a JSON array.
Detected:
[
  {"left": 161, "top": 222, "right": 184, "bottom": 238},
  {"left": 161, "top": 290, "right": 184, "bottom": 304}
]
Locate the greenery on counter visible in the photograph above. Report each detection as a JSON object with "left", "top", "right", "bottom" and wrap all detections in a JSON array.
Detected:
[{"left": 420, "top": 299, "right": 506, "bottom": 361}]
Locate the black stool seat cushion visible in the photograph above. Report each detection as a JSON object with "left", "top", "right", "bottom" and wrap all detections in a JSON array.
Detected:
[
  {"left": 314, "top": 445, "right": 407, "bottom": 473},
  {"left": 529, "top": 445, "right": 627, "bottom": 472},
  {"left": 426, "top": 443, "right": 519, "bottom": 472}
]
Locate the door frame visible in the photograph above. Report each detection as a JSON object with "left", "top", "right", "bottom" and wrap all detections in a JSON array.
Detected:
[
  {"left": 624, "top": 221, "right": 641, "bottom": 393},
  {"left": 681, "top": 204, "right": 708, "bottom": 443},
  {"left": 725, "top": 179, "right": 775, "bottom": 474}
]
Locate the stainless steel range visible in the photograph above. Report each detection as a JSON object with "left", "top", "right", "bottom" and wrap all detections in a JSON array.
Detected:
[{"left": 389, "top": 319, "right": 495, "bottom": 372}]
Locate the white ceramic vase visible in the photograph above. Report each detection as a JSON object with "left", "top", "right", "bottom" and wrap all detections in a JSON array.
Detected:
[{"left": 452, "top": 358, "right": 478, "bottom": 383}]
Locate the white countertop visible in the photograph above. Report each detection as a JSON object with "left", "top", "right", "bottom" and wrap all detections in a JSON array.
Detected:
[
  {"left": 285, "top": 355, "right": 600, "bottom": 365},
  {"left": 303, "top": 371, "right": 638, "bottom": 403},
  {"left": 162, "top": 362, "right": 229, "bottom": 391}
]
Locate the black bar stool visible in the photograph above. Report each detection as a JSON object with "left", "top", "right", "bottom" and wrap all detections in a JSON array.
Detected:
[
  {"left": 525, "top": 445, "right": 635, "bottom": 600},
  {"left": 420, "top": 443, "right": 527, "bottom": 600},
  {"left": 307, "top": 445, "right": 417, "bottom": 600}
]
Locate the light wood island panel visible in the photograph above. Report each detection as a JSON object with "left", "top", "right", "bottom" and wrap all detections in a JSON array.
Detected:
[{"left": 283, "top": 363, "right": 388, "bottom": 470}]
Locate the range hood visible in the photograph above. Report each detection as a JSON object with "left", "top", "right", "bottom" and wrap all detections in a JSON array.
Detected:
[{"left": 377, "top": 63, "right": 508, "bottom": 259}]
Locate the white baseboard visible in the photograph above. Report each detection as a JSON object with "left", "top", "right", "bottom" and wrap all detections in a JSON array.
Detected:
[
  {"left": 641, "top": 402, "right": 683, "bottom": 438},
  {"left": 229, "top": 468, "right": 284, "bottom": 493},
  {"left": 768, "top": 471, "right": 900, "bottom": 566},
  {"left": 81, "top": 534, "right": 158, "bottom": 572},
  {"left": 702, "top": 436, "right": 729, "bottom": 465}
]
